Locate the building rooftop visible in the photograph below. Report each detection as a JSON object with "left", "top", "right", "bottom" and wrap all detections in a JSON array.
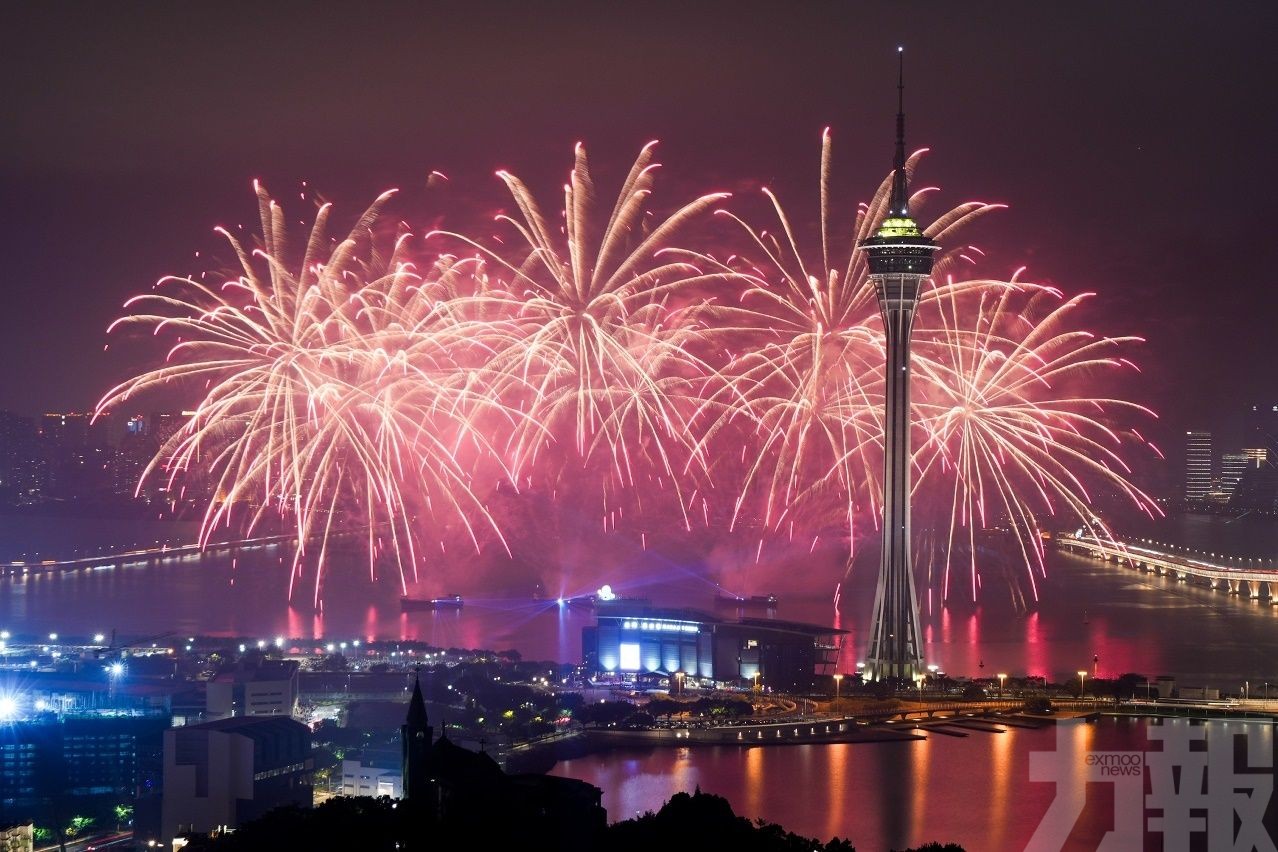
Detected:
[
  {"left": 210, "top": 659, "right": 299, "bottom": 684},
  {"left": 594, "top": 606, "right": 846, "bottom": 637}
]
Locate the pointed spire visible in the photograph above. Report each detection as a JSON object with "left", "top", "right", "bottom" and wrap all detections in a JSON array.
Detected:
[
  {"left": 890, "top": 46, "right": 910, "bottom": 218},
  {"left": 406, "top": 672, "right": 428, "bottom": 728}
]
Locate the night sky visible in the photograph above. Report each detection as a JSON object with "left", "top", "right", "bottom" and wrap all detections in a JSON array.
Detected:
[{"left": 3, "top": 1, "right": 1277, "bottom": 456}]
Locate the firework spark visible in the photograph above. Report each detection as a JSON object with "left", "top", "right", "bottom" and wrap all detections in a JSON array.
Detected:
[
  {"left": 98, "top": 184, "right": 511, "bottom": 603},
  {"left": 703, "top": 131, "right": 1003, "bottom": 545},
  {"left": 912, "top": 279, "right": 1161, "bottom": 602},
  {"left": 433, "top": 143, "right": 735, "bottom": 520},
  {"left": 100, "top": 140, "right": 1159, "bottom": 607}
]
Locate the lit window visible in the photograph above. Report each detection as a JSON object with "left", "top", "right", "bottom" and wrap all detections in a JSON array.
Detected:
[{"left": 619, "top": 643, "right": 641, "bottom": 672}]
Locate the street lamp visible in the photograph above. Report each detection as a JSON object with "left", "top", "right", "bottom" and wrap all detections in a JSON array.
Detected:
[
  {"left": 833, "top": 674, "right": 843, "bottom": 713},
  {"left": 997, "top": 673, "right": 1007, "bottom": 698},
  {"left": 1078, "top": 671, "right": 1087, "bottom": 698},
  {"left": 674, "top": 671, "right": 684, "bottom": 697}
]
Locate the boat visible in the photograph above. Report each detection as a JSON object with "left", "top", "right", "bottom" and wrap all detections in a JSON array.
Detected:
[
  {"left": 401, "top": 594, "right": 464, "bottom": 611},
  {"left": 714, "top": 593, "right": 778, "bottom": 611},
  {"left": 564, "top": 584, "right": 649, "bottom": 611}
]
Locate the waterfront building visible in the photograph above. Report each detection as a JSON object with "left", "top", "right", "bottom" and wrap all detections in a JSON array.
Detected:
[
  {"left": 1184, "top": 431, "right": 1212, "bottom": 502},
  {"left": 580, "top": 607, "right": 842, "bottom": 691},
  {"left": 205, "top": 659, "right": 299, "bottom": 720},
  {"left": 160, "top": 715, "right": 312, "bottom": 841}
]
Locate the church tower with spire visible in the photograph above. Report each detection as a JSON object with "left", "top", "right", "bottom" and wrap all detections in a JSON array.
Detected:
[
  {"left": 860, "top": 48, "right": 939, "bottom": 681},
  {"left": 401, "top": 673, "right": 433, "bottom": 801}
]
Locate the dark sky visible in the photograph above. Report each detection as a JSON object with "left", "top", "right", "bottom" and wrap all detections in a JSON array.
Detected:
[{"left": 3, "top": 1, "right": 1277, "bottom": 454}]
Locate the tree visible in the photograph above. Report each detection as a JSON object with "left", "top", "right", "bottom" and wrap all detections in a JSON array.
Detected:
[
  {"left": 65, "top": 816, "right": 94, "bottom": 839},
  {"left": 1023, "top": 696, "right": 1052, "bottom": 714},
  {"left": 646, "top": 698, "right": 682, "bottom": 719},
  {"left": 578, "top": 700, "right": 634, "bottom": 728}
]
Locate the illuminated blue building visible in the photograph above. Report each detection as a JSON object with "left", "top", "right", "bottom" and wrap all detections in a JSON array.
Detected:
[{"left": 581, "top": 608, "right": 843, "bottom": 692}]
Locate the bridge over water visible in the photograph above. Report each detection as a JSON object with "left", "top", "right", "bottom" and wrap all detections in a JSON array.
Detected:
[{"left": 1056, "top": 532, "right": 1278, "bottom": 601}]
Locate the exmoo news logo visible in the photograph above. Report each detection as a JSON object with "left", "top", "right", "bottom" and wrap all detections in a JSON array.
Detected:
[{"left": 1027, "top": 719, "right": 1276, "bottom": 851}]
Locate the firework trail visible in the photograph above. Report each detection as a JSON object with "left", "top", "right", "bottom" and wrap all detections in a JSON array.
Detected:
[
  {"left": 100, "top": 141, "right": 1160, "bottom": 607},
  {"left": 912, "top": 278, "right": 1162, "bottom": 602},
  {"left": 432, "top": 143, "right": 736, "bottom": 528},
  {"left": 703, "top": 130, "right": 1003, "bottom": 547},
  {"left": 98, "top": 184, "right": 512, "bottom": 603}
]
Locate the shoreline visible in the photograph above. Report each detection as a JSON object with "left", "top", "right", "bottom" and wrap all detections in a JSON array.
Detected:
[{"left": 512, "top": 703, "right": 1278, "bottom": 773}]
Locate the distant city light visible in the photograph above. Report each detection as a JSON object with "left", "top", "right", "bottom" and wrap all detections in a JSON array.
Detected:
[
  {"left": 256, "top": 640, "right": 266, "bottom": 649},
  {"left": 0, "top": 697, "right": 18, "bottom": 719},
  {"left": 274, "top": 637, "right": 284, "bottom": 648},
  {"left": 109, "top": 663, "right": 125, "bottom": 676},
  {"left": 93, "top": 633, "right": 105, "bottom": 643},
  {"left": 48, "top": 633, "right": 57, "bottom": 641},
  {"left": 596, "top": 584, "right": 617, "bottom": 602}
]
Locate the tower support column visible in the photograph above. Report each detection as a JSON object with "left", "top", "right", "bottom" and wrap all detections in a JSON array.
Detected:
[{"left": 865, "top": 273, "right": 925, "bottom": 681}]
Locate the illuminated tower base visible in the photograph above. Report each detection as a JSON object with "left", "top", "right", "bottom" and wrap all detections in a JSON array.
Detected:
[{"left": 864, "top": 270, "right": 927, "bottom": 681}]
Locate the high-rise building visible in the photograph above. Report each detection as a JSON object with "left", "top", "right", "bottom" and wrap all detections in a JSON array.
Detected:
[
  {"left": 148, "top": 411, "right": 185, "bottom": 447},
  {"left": 0, "top": 412, "right": 38, "bottom": 503},
  {"left": 161, "top": 716, "right": 312, "bottom": 841},
  {"left": 1245, "top": 405, "right": 1278, "bottom": 461},
  {"left": 205, "top": 660, "right": 299, "bottom": 720},
  {"left": 860, "top": 49, "right": 938, "bottom": 681},
  {"left": 1184, "top": 431, "right": 1212, "bottom": 503},
  {"left": 38, "top": 413, "right": 91, "bottom": 448},
  {"left": 1232, "top": 445, "right": 1278, "bottom": 511},
  {"left": 1219, "top": 452, "right": 1250, "bottom": 500},
  {"left": 0, "top": 714, "right": 167, "bottom": 818}
]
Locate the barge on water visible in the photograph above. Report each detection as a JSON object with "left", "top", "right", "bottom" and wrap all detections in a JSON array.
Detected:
[{"left": 401, "top": 593, "right": 464, "bottom": 611}]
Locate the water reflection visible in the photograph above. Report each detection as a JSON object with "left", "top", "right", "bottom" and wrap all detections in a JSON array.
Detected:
[{"left": 554, "top": 718, "right": 1273, "bottom": 850}]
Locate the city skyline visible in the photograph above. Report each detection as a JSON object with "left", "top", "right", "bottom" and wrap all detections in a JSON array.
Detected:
[{"left": 3, "top": 4, "right": 1278, "bottom": 850}]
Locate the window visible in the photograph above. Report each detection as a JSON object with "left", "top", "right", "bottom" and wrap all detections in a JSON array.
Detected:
[{"left": 619, "top": 642, "right": 641, "bottom": 672}]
